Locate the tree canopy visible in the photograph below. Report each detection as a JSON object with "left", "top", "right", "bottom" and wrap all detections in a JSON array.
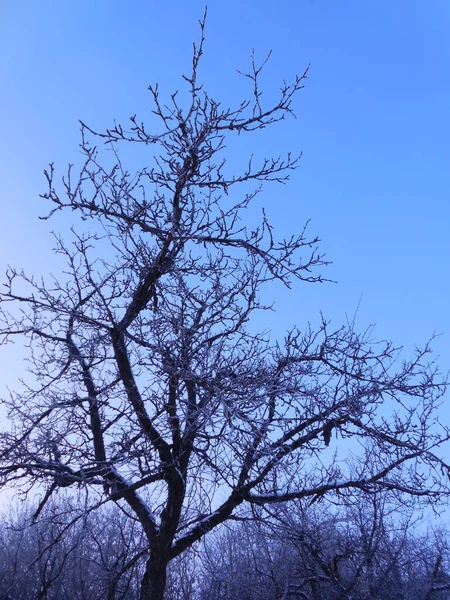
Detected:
[{"left": 1, "top": 13, "right": 449, "bottom": 600}]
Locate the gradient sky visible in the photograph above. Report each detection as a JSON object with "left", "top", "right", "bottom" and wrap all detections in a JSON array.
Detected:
[{"left": 1, "top": 2, "right": 449, "bottom": 416}]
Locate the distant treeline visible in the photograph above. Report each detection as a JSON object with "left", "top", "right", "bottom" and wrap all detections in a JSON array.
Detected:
[{"left": 1, "top": 493, "right": 449, "bottom": 600}]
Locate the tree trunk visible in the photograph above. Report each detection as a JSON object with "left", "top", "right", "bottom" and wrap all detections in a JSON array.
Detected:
[{"left": 140, "top": 553, "right": 169, "bottom": 600}]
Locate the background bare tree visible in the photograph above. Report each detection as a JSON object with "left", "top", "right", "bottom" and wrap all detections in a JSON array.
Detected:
[
  {"left": 197, "top": 494, "right": 450, "bottom": 600},
  {"left": 0, "top": 500, "right": 145, "bottom": 600},
  {"left": 1, "top": 12, "right": 449, "bottom": 600}
]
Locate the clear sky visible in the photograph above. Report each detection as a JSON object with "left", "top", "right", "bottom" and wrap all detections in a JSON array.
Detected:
[{"left": 1, "top": 1, "right": 449, "bottom": 402}]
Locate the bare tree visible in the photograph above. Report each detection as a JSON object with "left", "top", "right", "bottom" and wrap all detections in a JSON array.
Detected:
[
  {"left": 0, "top": 500, "right": 145, "bottom": 600},
  {"left": 197, "top": 494, "right": 450, "bottom": 600},
  {"left": 1, "top": 12, "right": 449, "bottom": 600}
]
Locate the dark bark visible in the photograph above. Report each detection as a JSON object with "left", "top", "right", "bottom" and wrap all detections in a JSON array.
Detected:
[{"left": 140, "top": 551, "right": 169, "bottom": 600}]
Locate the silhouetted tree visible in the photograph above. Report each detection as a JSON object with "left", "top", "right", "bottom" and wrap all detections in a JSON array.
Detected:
[{"left": 1, "top": 11, "right": 449, "bottom": 600}]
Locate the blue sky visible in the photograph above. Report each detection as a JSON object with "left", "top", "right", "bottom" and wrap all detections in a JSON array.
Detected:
[{"left": 1, "top": 1, "right": 449, "bottom": 394}]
